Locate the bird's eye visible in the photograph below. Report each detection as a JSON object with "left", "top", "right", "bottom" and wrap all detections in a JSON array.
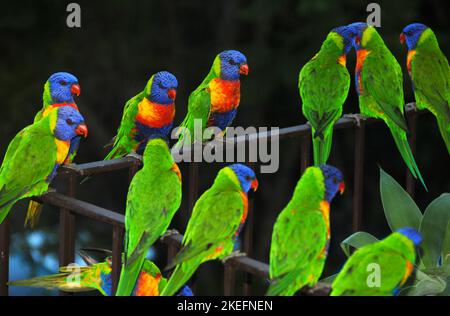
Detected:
[
  {"left": 245, "top": 175, "right": 252, "bottom": 182},
  {"left": 66, "top": 118, "right": 74, "bottom": 125},
  {"left": 333, "top": 177, "right": 339, "bottom": 184},
  {"left": 228, "top": 59, "right": 238, "bottom": 66},
  {"left": 158, "top": 82, "right": 165, "bottom": 89},
  {"left": 59, "top": 81, "right": 68, "bottom": 86}
]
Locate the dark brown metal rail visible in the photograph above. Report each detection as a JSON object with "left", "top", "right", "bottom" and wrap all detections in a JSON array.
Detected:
[{"left": 0, "top": 103, "right": 424, "bottom": 296}]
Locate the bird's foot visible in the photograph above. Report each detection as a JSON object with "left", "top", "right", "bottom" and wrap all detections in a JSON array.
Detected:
[
  {"left": 126, "top": 152, "right": 143, "bottom": 162},
  {"left": 343, "top": 113, "right": 366, "bottom": 127},
  {"left": 221, "top": 250, "right": 247, "bottom": 264},
  {"left": 162, "top": 229, "right": 180, "bottom": 239}
]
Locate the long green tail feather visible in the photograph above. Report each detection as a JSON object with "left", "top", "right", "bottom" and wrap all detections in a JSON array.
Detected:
[
  {"left": 312, "top": 127, "right": 333, "bottom": 166},
  {"left": 389, "top": 126, "right": 427, "bottom": 191},
  {"left": 115, "top": 253, "right": 146, "bottom": 296},
  {"left": 160, "top": 262, "right": 198, "bottom": 296},
  {"left": 8, "top": 272, "right": 94, "bottom": 293},
  {"left": 266, "top": 269, "right": 301, "bottom": 296},
  {"left": 437, "top": 117, "right": 450, "bottom": 155},
  {"left": 24, "top": 200, "right": 43, "bottom": 228}
]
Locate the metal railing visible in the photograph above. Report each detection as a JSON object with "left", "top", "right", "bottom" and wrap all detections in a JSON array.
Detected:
[{"left": 0, "top": 103, "right": 423, "bottom": 296}]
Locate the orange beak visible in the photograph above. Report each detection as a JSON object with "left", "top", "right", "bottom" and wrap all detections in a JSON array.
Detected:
[
  {"left": 168, "top": 89, "right": 177, "bottom": 100},
  {"left": 75, "top": 124, "right": 88, "bottom": 138},
  {"left": 71, "top": 84, "right": 81, "bottom": 96},
  {"left": 250, "top": 178, "right": 259, "bottom": 191},
  {"left": 339, "top": 182, "right": 345, "bottom": 195},
  {"left": 399, "top": 33, "right": 406, "bottom": 45},
  {"left": 239, "top": 64, "right": 249, "bottom": 76},
  {"left": 171, "top": 163, "right": 182, "bottom": 181}
]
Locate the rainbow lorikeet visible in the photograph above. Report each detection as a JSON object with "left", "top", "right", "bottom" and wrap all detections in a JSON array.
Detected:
[
  {"left": 346, "top": 23, "right": 426, "bottom": 189},
  {"left": 400, "top": 23, "right": 450, "bottom": 155},
  {"left": 299, "top": 27, "right": 351, "bottom": 165},
  {"left": 26, "top": 72, "right": 82, "bottom": 227},
  {"left": 267, "top": 165, "right": 345, "bottom": 296},
  {"left": 331, "top": 228, "right": 422, "bottom": 296},
  {"left": 115, "top": 137, "right": 182, "bottom": 296},
  {"left": 105, "top": 71, "right": 178, "bottom": 160},
  {"left": 8, "top": 249, "right": 193, "bottom": 296},
  {"left": 0, "top": 106, "right": 88, "bottom": 225},
  {"left": 174, "top": 50, "right": 248, "bottom": 148},
  {"left": 160, "top": 163, "right": 258, "bottom": 296}
]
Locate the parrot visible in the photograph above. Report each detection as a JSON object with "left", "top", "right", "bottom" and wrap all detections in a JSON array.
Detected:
[
  {"left": 160, "top": 163, "right": 258, "bottom": 296},
  {"left": 105, "top": 71, "right": 178, "bottom": 160},
  {"left": 267, "top": 165, "right": 345, "bottom": 296},
  {"left": 0, "top": 106, "right": 88, "bottom": 225},
  {"left": 345, "top": 22, "right": 426, "bottom": 189},
  {"left": 115, "top": 136, "right": 182, "bottom": 296},
  {"left": 299, "top": 27, "right": 352, "bottom": 165},
  {"left": 400, "top": 23, "right": 450, "bottom": 155},
  {"left": 331, "top": 227, "right": 422, "bottom": 296},
  {"left": 8, "top": 248, "right": 193, "bottom": 296},
  {"left": 173, "top": 50, "right": 249, "bottom": 149},
  {"left": 26, "top": 72, "right": 82, "bottom": 227}
]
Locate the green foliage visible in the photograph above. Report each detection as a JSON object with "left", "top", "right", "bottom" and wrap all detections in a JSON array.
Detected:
[{"left": 334, "top": 167, "right": 450, "bottom": 296}]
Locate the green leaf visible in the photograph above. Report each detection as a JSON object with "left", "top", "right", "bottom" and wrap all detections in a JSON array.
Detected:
[
  {"left": 340, "top": 231, "right": 379, "bottom": 257},
  {"left": 443, "top": 220, "right": 450, "bottom": 268},
  {"left": 379, "top": 167, "right": 422, "bottom": 231},
  {"left": 419, "top": 193, "right": 450, "bottom": 268},
  {"left": 404, "top": 270, "right": 447, "bottom": 296}
]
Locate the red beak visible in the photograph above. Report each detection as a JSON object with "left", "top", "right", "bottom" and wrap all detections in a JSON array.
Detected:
[
  {"left": 339, "top": 182, "right": 345, "bottom": 195},
  {"left": 250, "top": 178, "right": 259, "bottom": 191},
  {"left": 75, "top": 124, "right": 88, "bottom": 138},
  {"left": 399, "top": 33, "right": 406, "bottom": 44},
  {"left": 168, "top": 89, "right": 177, "bottom": 100},
  {"left": 239, "top": 64, "right": 249, "bottom": 76},
  {"left": 71, "top": 84, "right": 81, "bottom": 96}
]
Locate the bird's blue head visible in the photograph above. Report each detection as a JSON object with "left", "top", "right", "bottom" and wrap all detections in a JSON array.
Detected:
[
  {"left": 54, "top": 106, "right": 88, "bottom": 141},
  {"left": 331, "top": 26, "right": 353, "bottom": 54},
  {"left": 346, "top": 22, "right": 369, "bottom": 50},
  {"left": 218, "top": 50, "right": 249, "bottom": 81},
  {"left": 228, "top": 163, "right": 258, "bottom": 193},
  {"left": 397, "top": 227, "right": 423, "bottom": 247},
  {"left": 147, "top": 71, "right": 178, "bottom": 105},
  {"left": 318, "top": 165, "right": 345, "bottom": 203},
  {"left": 400, "top": 23, "right": 429, "bottom": 50},
  {"left": 47, "top": 72, "right": 80, "bottom": 103}
]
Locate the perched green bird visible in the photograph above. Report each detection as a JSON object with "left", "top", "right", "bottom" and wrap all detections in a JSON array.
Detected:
[
  {"left": 400, "top": 23, "right": 450, "bottom": 155},
  {"left": 105, "top": 71, "right": 178, "bottom": 160},
  {"left": 0, "top": 106, "right": 88, "bottom": 225},
  {"left": 346, "top": 23, "right": 426, "bottom": 189},
  {"left": 115, "top": 137, "right": 182, "bottom": 296},
  {"left": 267, "top": 165, "right": 345, "bottom": 296},
  {"left": 27, "top": 72, "right": 82, "bottom": 227},
  {"left": 161, "top": 163, "right": 258, "bottom": 296},
  {"left": 8, "top": 249, "right": 193, "bottom": 296},
  {"left": 331, "top": 228, "right": 422, "bottom": 296},
  {"left": 174, "top": 50, "right": 248, "bottom": 148},
  {"left": 299, "top": 27, "right": 351, "bottom": 165}
]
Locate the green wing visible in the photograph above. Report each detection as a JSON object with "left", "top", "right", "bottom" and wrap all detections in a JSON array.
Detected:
[
  {"left": 299, "top": 58, "right": 349, "bottom": 137},
  {"left": 105, "top": 92, "right": 143, "bottom": 159},
  {"left": 331, "top": 242, "right": 410, "bottom": 296},
  {"left": 412, "top": 49, "right": 450, "bottom": 119},
  {"left": 362, "top": 50, "right": 408, "bottom": 132},
  {"left": 0, "top": 123, "right": 56, "bottom": 223},
  {"left": 175, "top": 70, "right": 216, "bottom": 147}
]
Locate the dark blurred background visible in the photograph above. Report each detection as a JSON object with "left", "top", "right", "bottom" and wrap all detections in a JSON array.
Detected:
[{"left": 0, "top": 0, "right": 449, "bottom": 295}]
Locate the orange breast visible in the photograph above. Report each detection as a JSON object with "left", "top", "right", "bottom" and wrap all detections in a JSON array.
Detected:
[
  {"left": 134, "top": 272, "right": 161, "bottom": 296},
  {"left": 338, "top": 54, "right": 347, "bottom": 67},
  {"left": 407, "top": 50, "right": 416, "bottom": 74},
  {"left": 210, "top": 78, "right": 241, "bottom": 113},
  {"left": 239, "top": 191, "right": 249, "bottom": 224},
  {"left": 136, "top": 98, "right": 175, "bottom": 128},
  {"left": 356, "top": 49, "right": 371, "bottom": 94}
]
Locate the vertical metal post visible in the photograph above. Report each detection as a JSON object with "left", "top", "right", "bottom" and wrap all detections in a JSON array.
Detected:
[
  {"left": 223, "top": 263, "right": 236, "bottom": 296},
  {"left": 111, "top": 225, "right": 124, "bottom": 295},
  {"left": 352, "top": 121, "right": 366, "bottom": 232},
  {"left": 0, "top": 219, "right": 10, "bottom": 296},
  {"left": 58, "top": 173, "right": 77, "bottom": 296},
  {"left": 406, "top": 109, "right": 418, "bottom": 198},
  {"left": 300, "top": 135, "right": 311, "bottom": 173}
]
